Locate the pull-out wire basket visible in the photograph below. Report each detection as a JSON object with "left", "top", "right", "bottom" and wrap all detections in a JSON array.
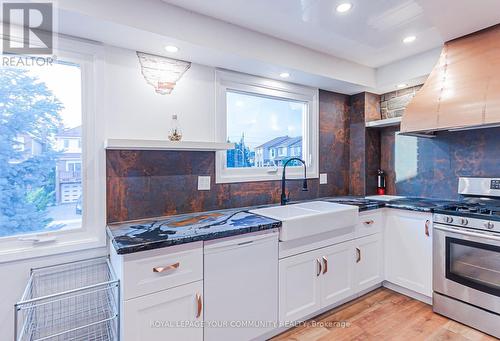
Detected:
[{"left": 15, "top": 257, "right": 120, "bottom": 341}]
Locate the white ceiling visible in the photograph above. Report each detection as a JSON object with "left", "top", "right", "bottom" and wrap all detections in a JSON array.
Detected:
[{"left": 161, "top": 0, "right": 500, "bottom": 68}]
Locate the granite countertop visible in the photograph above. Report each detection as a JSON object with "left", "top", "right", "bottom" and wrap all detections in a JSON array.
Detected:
[
  {"left": 108, "top": 208, "right": 281, "bottom": 254},
  {"left": 107, "top": 195, "right": 458, "bottom": 255},
  {"left": 384, "top": 197, "right": 457, "bottom": 212},
  {"left": 320, "top": 196, "right": 386, "bottom": 211},
  {"left": 323, "top": 196, "right": 456, "bottom": 212}
]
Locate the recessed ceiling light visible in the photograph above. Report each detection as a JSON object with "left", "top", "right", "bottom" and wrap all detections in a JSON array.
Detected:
[
  {"left": 397, "top": 83, "right": 408, "bottom": 88},
  {"left": 165, "top": 45, "right": 179, "bottom": 53},
  {"left": 336, "top": 3, "right": 352, "bottom": 13},
  {"left": 403, "top": 35, "right": 416, "bottom": 44},
  {"left": 279, "top": 72, "right": 290, "bottom": 78}
]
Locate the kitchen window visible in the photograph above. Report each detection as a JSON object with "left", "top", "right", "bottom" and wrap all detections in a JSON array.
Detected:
[
  {"left": 215, "top": 70, "right": 319, "bottom": 183},
  {"left": 0, "top": 36, "right": 105, "bottom": 262}
]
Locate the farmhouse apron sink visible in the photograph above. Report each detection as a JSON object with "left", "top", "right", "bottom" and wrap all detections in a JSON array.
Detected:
[{"left": 250, "top": 201, "right": 358, "bottom": 241}]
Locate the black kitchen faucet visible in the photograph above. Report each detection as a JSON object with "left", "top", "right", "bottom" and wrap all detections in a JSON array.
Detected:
[{"left": 281, "top": 158, "right": 308, "bottom": 205}]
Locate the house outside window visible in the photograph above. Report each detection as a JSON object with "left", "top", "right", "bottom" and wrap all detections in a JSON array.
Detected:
[
  {"left": 215, "top": 70, "right": 319, "bottom": 183},
  {"left": 13, "top": 136, "right": 25, "bottom": 152}
]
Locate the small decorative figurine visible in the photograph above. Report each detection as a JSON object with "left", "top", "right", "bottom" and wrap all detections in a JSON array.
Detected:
[{"left": 168, "top": 114, "right": 182, "bottom": 141}]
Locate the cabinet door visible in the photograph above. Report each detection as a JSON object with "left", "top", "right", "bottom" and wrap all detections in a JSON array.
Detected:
[
  {"left": 279, "top": 250, "right": 321, "bottom": 323},
  {"left": 354, "top": 233, "right": 383, "bottom": 292},
  {"left": 385, "top": 211, "right": 432, "bottom": 296},
  {"left": 123, "top": 281, "right": 203, "bottom": 341},
  {"left": 320, "top": 241, "right": 355, "bottom": 307}
]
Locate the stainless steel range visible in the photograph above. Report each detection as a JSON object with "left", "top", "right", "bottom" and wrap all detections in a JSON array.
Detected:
[{"left": 433, "top": 177, "right": 500, "bottom": 338}]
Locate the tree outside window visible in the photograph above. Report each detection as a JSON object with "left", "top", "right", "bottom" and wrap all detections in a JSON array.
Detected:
[{"left": 0, "top": 61, "right": 82, "bottom": 238}]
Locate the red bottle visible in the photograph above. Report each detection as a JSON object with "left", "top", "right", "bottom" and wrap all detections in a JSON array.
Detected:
[{"left": 377, "top": 169, "right": 386, "bottom": 195}]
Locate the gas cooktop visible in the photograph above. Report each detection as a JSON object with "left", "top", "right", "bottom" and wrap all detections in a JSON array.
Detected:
[{"left": 439, "top": 202, "right": 500, "bottom": 217}]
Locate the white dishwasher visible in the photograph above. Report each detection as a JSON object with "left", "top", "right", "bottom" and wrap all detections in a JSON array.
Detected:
[{"left": 204, "top": 231, "right": 279, "bottom": 341}]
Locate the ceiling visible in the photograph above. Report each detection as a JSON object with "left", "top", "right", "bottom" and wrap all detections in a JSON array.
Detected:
[{"left": 161, "top": 0, "right": 500, "bottom": 68}]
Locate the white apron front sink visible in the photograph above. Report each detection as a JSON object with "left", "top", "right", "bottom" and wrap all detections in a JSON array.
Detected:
[{"left": 250, "top": 201, "right": 358, "bottom": 241}]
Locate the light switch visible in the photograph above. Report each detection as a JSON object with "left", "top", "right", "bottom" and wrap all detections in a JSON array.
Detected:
[
  {"left": 319, "top": 173, "right": 328, "bottom": 184},
  {"left": 198, "top": 176, "right": 211, "bottom": 190}
]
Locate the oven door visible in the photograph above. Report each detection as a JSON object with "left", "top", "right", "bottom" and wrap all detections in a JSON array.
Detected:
[{"left": 433, "top": 224, "right": 500, "bottom": 314}]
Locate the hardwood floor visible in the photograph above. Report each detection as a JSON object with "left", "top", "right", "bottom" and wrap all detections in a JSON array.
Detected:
[{"left": 271, "top": 288, "right": 497, "bottom": 341}]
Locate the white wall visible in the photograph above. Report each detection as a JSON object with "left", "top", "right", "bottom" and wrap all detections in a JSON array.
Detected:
[
  {"left": 103, "top": 46, "right": 216, "bottom": 142},
  {"left": 375, "top": 48, "right": 441, "bottom": 93}
]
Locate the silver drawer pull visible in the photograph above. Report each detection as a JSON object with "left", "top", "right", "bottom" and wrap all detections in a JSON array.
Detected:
[
  {"left": 316, "top": 258, "right": 322, "bottom": 277},
  {"left": 153, "top": 262, "right": 180, "bottom": 273},
  {"left": 363, "top": 220, "right": 374, "bottom": 225}
]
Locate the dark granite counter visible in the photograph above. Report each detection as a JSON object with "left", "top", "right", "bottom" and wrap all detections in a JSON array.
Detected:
[
  {"left": 108, "top": 208, "right": 281, "bottom": 254},
  {"left": 322, "top": 196, "right": 456, "bottom": 212},
  {"left": 384, "top": 197, "right": 457, "bottom": 212},
  {"left": 108, "top": 195, "right": 459, "bottom": 255},
  {"left": 320, "top": 197, "right": 385, "bottom": 212}
]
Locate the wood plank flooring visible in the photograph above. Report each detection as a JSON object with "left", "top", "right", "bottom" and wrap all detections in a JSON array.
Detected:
[{"left": 270, "top": 288, "right": 497, "bottom": 341}]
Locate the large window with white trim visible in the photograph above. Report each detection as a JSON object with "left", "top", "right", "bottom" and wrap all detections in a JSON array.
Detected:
[
  {"left": 0, "top": 37, "right": 105, "bottom": 261},
  {"left": 215, "top": 70, "right": 319, "bottom": 183}
]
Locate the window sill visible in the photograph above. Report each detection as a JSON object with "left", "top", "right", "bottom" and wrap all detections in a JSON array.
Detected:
[
  {"left": 0, "top": 233, "right": 106, "bottom": 264},
  {"left": 216, "top": 169, "right": 319, "bottom": 184}
]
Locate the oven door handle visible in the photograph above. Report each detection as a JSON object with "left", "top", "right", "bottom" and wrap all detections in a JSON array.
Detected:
[{"left": 434, "top": 224, "right": 500, "bottom": 242}]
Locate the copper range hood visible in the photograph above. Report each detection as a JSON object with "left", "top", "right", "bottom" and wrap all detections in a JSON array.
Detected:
[{"left": 401, "top": 24, "right": 500, "bottom": 137}]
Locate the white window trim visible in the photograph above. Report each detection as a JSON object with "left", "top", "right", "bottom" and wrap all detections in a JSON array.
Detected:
[
  {"left": 65, "top": 161, "right": 82, "bottom": 172},
  {"left": 0, "top": 33, "right": 106, "bottom": 263},
  {"left": 215, "top": 70, "right": 319, "bottom": 184}
]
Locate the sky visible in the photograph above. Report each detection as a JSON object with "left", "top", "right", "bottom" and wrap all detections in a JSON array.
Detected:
[
  {"left": 226, "top": 91, "right": 305, "bottom": 149},
  {"left": 22, "top": 61, "right": 82, "bottom": 129}
]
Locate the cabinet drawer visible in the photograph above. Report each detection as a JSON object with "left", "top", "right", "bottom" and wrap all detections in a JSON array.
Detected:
[
  {"left": 355, "top": 210, "right": 383, "bottom": 237},
  {"left": 116, "top": 242, "right": 203, "bottom": 300}
]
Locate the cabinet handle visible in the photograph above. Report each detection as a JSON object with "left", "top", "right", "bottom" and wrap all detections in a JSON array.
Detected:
[
  {"left": 363, "top": 220, "right": 374, "bottom": 225},
  {"left": 356, "top": 248, "right": 361, "bottom": 263},
  {"left": 316, "top": 258, "right": 322, "bottom": 276},
  {"left": 425, "top": 220, "right": 430, "bottom": 237},
  {"left": 322, "top": 256, "right": 328, "bottom": 274},
  {"left": 196, "top": 293, "right": 202, "bottom": 318},
  {"left": 153, "top": 262, "right": 180, "bottom": 273}
]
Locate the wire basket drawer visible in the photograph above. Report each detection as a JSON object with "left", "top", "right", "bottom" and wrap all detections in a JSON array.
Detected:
[{"left": 15, "top": 257, "right": 120, "bottom": 341}]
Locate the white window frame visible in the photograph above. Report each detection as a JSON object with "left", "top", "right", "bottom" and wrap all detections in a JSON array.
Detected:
[
  {"left": 0, "top": 33, "right": 106, "bottom": 263},
  {"left": 13, "top": 136, "right": 25, "bottom": 151},
  {"left": 215, "top": 70, "right": 319, "bottom": 183},
  {"left": 66, "top": 161, "right": 82, "bottom": 172},
  {"left": 270, "top": 148, "right": 276, "bottom": 158}
]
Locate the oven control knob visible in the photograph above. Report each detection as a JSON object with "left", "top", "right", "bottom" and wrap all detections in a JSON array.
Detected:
[
  {"left": 460, "top": 218, "right": 469, "bottom": 225},
  {"left": 445, "top": 216, "right": 454, "bottom": 223},
  {"left": 485, "top": 222, "right": 495, "bottom": 230}
]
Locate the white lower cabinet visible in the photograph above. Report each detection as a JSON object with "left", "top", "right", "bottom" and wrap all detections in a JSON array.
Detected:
[
  {"left": 385, "top": 210, "right": 433, "bottom": 297},
  {"left": 279, "top": 234, "right": 383, "bottom": 323},
  {"left": 279, "top": 248, "right": 322, "bottom": 322},
  {"left": 354, "top": 233, "right": 383, "bottom": 292},
  {"left": 320, "top": 242, "right": 356, "bottom": 307},
  {"left": 122, "top": 280, "right": 203, "bottom": 341}
]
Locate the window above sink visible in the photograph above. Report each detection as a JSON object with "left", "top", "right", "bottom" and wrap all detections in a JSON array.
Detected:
[{"left": 215, "top": 70, "right": 319, "bottom": 183}]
